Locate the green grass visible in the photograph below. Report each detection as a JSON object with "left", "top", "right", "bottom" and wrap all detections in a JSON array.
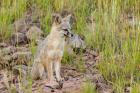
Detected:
[
  {"left": 0, "top": 0, "right": 27, "bottom": 41},
  {"left": 82, "top": 81, "right": 96, "bottom": 93},
  {"left": 0, "top": 0, "right": 140, "bottom": 93}
]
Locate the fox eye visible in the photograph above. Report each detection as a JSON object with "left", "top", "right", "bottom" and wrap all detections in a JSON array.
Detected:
[{"left": 63, "top": 29, "right": 68, "bottom": 31}]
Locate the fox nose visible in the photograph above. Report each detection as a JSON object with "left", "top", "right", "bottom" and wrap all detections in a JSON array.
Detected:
[{"left": 71, "top": 33, "right": 73, "bottom": 37}]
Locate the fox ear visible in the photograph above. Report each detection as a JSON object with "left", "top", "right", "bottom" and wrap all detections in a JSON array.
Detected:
[
  {"left": 65, "top": 14, "right": 72, "bottom": 22},
  {"left": 52, "top": 13, "right": 62, "bottom": 24},
  {"left": 64, "top": 14, "right": 74, "bottom": 25}
]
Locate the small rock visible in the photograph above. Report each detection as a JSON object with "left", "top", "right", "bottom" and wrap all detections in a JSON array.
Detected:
[
  {"left": 0, "top": 43, "right": 8, "bottom": 48},
  {"left": 99, "top": 89, "right": 113, "bottom": 93},
  {"left": 68, "top": 34, "right": 86, "bottom": 49},
  {"left": 26, "top": 26, "right": 43, "bottom": 42},
  {"left": 16, "top": 47, "right": 29, "bottom": 52},
  {"left": 2, "top": 55, "right": 12, "bottom": 62},
  {"left": 11, "top": 52, "right": 32, "bottom": 67},
  {"left": 25, "top": 15, "right": 41, "bottom": 28},
  {"left": 11, "top": 32, "right": 28, "bottom": 46},
  {"left": 1, "top": 46, "right": 16, "bottom": 55},
  {"left": 125, "top": 86, "right": 131, "bottom": 93},
  {"left": 11, "top": 51, "right": 32, "bottom": 65},
  {"left": 13, "top": 18, "right": 28, "bottom": 33},
  {"left": 13, "top": 65, "right": 30, "bottom": 77},
  {"left": 97, "top": 83, "right": 113, "bottom": 93},
  {"left": 124, "top": 84, "right": 131, "bottom": 93},
  {"left": 92, "top": 73, "right": 106, "bottom": 84}
]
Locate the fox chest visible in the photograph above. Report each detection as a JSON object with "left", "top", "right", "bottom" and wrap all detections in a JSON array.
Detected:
[{"left": 46, "top": 39, "right": 65, "bottom": 59}]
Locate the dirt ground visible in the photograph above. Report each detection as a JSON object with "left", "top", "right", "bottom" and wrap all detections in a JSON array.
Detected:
[{"left": 0, "top": 47, "right": 113, "bottom": 93}]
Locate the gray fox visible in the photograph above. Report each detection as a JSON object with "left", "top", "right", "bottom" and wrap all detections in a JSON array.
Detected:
[{"left": 31, "top": 13, "right": 73, "bottom": 88}]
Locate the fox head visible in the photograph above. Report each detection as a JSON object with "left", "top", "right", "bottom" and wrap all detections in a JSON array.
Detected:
[{"left": 52, "top": 13, "right": 73, "bottom": 38}]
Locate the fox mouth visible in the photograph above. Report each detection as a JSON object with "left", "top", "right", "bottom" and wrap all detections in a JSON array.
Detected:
[
  {"left": 64, "top": 32, "right": 73, "bottom": 38},
  {"left": 63, "top": 29, "right": 73, "bottom": 37}
]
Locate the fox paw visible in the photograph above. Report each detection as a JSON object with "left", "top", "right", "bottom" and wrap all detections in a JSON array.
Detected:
[
  {"left": 45, "top": 80, "right": 59, "bottom": 89},
  {"left": 58, "top": 79, "right": 63, "bottom": 89}
]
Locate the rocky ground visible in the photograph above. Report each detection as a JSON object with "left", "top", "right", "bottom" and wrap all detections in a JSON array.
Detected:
[{"left": 0, "top": 46, "right": 113, "bottom": 93}]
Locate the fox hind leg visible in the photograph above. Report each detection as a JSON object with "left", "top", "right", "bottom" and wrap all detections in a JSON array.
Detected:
[
  {"left": 38, "top": 63, "right": 46, "bottom": 79},
  {"left": 31, "top": 63, "right": 46, "bottom": 80}
]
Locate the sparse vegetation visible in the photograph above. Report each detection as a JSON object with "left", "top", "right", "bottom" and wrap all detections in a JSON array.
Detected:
[
  {"left": 0, "top": 0, "right": 140, "bottom": 93},
  {"left": 82, "top": 81, "right": 96, "bottom": 93}
]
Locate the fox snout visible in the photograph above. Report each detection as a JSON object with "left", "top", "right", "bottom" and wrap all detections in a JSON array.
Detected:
[
  {"left": 66, "top": 31, "right": 73, "bottom": 37},
  {"left": 69, "top": 32, "right": 73, "bottom": 37},
  {"left": 63, "top": 29, "right": 73, "bottom": 37}
]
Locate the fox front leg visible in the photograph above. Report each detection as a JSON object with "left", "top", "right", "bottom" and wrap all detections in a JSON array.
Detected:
[
  {"left": 44, "top": 60, "right": 59, "bottom": 88},
  {"left": 54, "top": 61, "right": 63, "bottom": 88}
]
